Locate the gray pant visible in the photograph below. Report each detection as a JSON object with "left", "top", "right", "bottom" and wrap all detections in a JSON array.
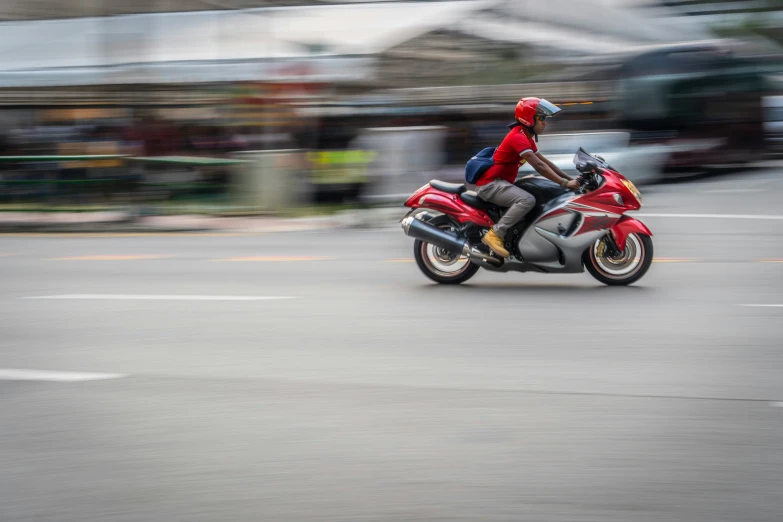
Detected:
[{"left": 476, "top": 179, "right": 536, "bottom": 238}]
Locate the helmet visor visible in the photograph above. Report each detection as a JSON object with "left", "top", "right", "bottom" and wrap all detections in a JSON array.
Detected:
[{"left": 536, "top": 99, "right": 561, "bottom": 117}]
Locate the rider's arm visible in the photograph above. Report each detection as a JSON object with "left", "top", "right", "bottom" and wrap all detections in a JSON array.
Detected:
[
  {"left": 522, "top": 151, "right": 579, "bottom": 189},
  {"left": 537, "top": 153, "right": 572, "bottom": 180}
]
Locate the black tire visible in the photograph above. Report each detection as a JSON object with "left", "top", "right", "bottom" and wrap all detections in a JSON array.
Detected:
[
  {"left": 584, "top": 233, "right": 654, "bottom": 286},
  {"left": 413, "top": 216, "right": 480, "bottom": 285}
]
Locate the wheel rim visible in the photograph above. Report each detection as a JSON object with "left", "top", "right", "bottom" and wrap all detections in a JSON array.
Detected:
[
  {"left": 590, "top": 233, "right": 645, "bottom": 280},
  {"left": 420, "top": 224, "right": 471, "bottom": 278}
]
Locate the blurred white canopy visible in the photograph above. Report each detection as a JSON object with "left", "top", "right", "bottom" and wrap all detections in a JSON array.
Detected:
[
  {"left": 0, "top": 1, "right": 493, "bottom": 86},
  {"left": 0, "top": 0, "right": 712, "bottom": 87}
]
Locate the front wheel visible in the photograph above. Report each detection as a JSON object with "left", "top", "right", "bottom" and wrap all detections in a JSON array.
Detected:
[
  {"left": 584, "top": 233, "right": 653, "bottom": 286},
  {"left": 413, "top": 216, "right": 480, "bottom": 285}
]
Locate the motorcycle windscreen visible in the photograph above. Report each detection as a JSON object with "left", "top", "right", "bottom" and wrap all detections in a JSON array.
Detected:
[{"left": 573, "top": 147, "right": 610, "bottom": 169}]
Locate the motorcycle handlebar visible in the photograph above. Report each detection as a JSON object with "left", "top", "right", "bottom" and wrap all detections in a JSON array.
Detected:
[{"left": 575, "top": 171, "right": 602, "bottom": 193}]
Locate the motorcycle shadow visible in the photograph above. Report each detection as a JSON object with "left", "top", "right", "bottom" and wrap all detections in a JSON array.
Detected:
[{"left": 415, "top": 282, "right": 654, "bottom": 295}]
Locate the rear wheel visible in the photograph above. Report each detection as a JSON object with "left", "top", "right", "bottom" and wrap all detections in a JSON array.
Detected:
[
  {"left": 413, "top": 216, "right": 480, "bottom": 285},
  {"left": 584, "top": 233, "right": 653, "bottom": 286}
]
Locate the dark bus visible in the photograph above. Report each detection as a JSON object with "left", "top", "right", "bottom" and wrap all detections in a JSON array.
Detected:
[{"left": 616, "top": 43, "right": 766, "bottom": 171}]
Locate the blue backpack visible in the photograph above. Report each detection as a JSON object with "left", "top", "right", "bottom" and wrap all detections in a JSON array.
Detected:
[{"left": 464, "top": 147, "right": 496, "bottom": 184}]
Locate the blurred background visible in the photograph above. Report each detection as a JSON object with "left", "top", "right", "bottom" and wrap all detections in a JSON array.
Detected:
[
  {"left": 3, "top": 3, "right": 783, "bottom": 522},
  {"left": 0, "top": 0, "right": 781, "bottom": 213}
]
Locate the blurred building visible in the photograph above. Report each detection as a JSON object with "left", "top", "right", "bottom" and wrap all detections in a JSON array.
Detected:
[
  {"left": 639, "top": 0, "right": 783, "bottom": 45},
  {"left": 0, "top": 0, "right": 729, "bottom": 130},
  {"left": 0, "top": 0, "right": 715, "bottom": 90},
  {"left": 0, "top": 0, "right": 357, "bottom": 20},
  {"left": 0, "top": 0, "right": 780, "bottom": 206}
]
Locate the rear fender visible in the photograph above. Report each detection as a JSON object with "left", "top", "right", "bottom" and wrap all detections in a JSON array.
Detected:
[
  {"left": 610, "top": 215, "right": 652, "bottom": 250},
  {"left": 405, "top": 185, "right": 494, "bottom": 228}
]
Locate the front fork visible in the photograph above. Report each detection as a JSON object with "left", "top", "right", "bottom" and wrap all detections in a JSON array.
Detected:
[{"left": 602, "top": 233, "right": 623, "bottom": 258}]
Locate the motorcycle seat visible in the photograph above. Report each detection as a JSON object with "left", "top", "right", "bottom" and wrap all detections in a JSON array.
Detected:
[
  {"left": 430, "top": 180, "right": 466, "bottom": 194},
  {"left": 460, "top": 191, "right": 505, "bottom": 211},
  {"left": 515, "top": 176, "right": 568, "bottom": 206},
  {"left": 460, "top": 178, "right": 570, "bottom": 226},
  {"left": 461, "top": 187, "right": 564, "bottom": 222}
]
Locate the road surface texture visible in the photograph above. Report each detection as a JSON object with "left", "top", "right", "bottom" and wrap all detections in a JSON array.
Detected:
[{"left": 1, "top": 167, "right": 782, "bottom": 522}]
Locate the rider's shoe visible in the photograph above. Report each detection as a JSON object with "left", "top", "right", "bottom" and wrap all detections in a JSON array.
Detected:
[{"left": 481, "top": 229, "right": 510, "bottom": 258}]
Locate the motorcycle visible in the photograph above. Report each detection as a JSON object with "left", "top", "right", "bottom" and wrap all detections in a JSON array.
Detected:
[{"left": 400, "top": 148, "right": 653, "bottom": 286}]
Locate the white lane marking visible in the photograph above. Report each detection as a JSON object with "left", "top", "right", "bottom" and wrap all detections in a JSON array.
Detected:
[
  {"left": 705, "top": 189, "right": 763, "bottom": 194},
  {"left": 634, "top": 213, "right": 783, "bottom": 220},
  {"left": 771, "top": 402, "right": 783, "bottom": 408},
  {"left": 24, "top": 294, "right": 297, "bottom": 301},
  {"left": 50, "top": 255, "right": 172, "bottom": 261},
  {"left": 0, "top": 369, "right": 127, "bottom": 382},
  {"left": 739, "top": 304, "right": 783, "bottom": 308},
  {"left": 216, "top": 256, "right": 334, "bottom": 262}
]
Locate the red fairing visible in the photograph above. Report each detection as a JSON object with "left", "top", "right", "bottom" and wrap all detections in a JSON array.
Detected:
[
  {"left": 575, "top": 169, "right": 641, "bottom": 213},
  {"left": 611, "top": 215, "right": 653, "bottom": 250},
  {"left": 560, "top": 168, "right": 649, "bottom": 247},
  {"left": 404, "top": 185, "right": 494, "bottom": 228}
]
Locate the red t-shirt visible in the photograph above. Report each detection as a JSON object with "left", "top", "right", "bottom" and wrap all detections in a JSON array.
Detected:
[{"left": 476, "top": 127, "right": 538, "bottom": 186}]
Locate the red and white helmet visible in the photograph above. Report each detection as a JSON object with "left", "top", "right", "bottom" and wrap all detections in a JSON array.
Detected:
[{"left": 515, "top": 97, "right": 561, "bottom": 127}]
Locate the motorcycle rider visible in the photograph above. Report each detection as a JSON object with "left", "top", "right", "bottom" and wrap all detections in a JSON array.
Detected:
[{"left": 476, "top": 97, "right": 580, "bottom": 258}]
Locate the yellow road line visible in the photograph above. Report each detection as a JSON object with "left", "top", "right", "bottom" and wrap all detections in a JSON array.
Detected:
[
  {"left": 391, "top": 257, "right": 697, "bottom": 264},
  {"left": 216, "top": 256, "right": 335, "bottom": 262},
  {"left": 9, "top": 255, "right": 783, "bottom": 263},
  {"left": 49, "top": 255, "right": 173, "bottom": 261},
  {"left": 0, "top": 232, "right": 252, "bottom": 238},
  {"left": 389, "top": 257, "right": 699, "bottom": 263}
]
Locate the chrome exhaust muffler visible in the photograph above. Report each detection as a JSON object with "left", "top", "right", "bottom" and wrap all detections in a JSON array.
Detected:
[{"left": 401, "top": 216, "right": 502, "bottom": 268}]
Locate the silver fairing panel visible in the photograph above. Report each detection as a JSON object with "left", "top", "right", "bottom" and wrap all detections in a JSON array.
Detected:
[
  {"left": 536, "top": 227, "right": 607, "bottom": 272},
  {"left": 516, "top": 204, "right": 611, "bottom": 273},
  {"left": 517, "top": 214, "right": 567, "bottom": 265}
]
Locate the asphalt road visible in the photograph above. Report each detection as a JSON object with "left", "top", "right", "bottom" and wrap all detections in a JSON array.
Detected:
[{"left": 1, "top": 167, "right": 783, "bottom": 522}]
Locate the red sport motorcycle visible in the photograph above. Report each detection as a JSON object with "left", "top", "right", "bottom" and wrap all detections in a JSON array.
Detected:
[{"left": 400, "top": 148, "right": 653, "bottom": 285}]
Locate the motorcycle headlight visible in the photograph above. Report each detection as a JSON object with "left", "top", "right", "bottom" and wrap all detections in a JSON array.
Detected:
[{"left": 621, "top": 179, "right": 643, "bottom": 205}]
